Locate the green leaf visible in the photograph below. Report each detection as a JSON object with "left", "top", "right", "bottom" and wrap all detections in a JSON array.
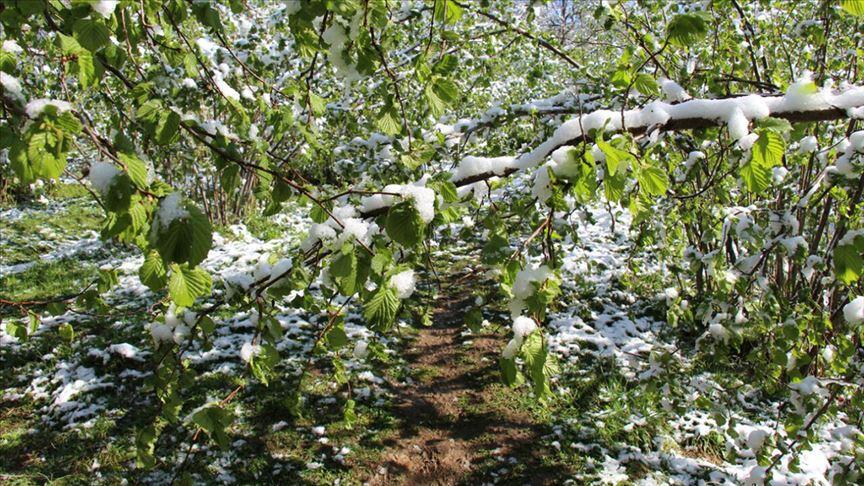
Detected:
[
  {"left": 425, "top": 77, "right": 459, "bottom": 117},
  {"left": 6, "top": 320, "right": 27, "bottom": 340},
  {"left": 103, "top": 172, "right": 133, "bottom": 212},
  {"left": 136, "top": 100, "right": 163, "bottom": 133},
  {"left": 842, "top": 0, "right": 864, "bottom": 16},
  {"left": 597, "top": 138, "right": 633, "bottom": 176},
  {"left": 500, "top": 356, "right": 524, "bottom": 386},
  {"left": 119, "top": 152, "right": 150, "bottom": 189},
  {"left": 199, "top": 315, "right": 216, "bottom": 335},
  {"left": 363, "top": 285, "right": 400, "bottom": 331},
  {"left": 190, "top": 404, "right": 233, "bottom": 450},
  {"left": 834, "top": 236, "right": 864, "bottom": 284},
  {"left": 150, "top": 199, "right": 212, "bottom": 266},
  {"left": 376, "top": 104, "right": 401, "bottom": 135},
  {"left": 743, "top": 131, "right": 785, "bottom": 193},
  {"left": 610, "top": 69, "right": 631, "bottom": 89},
  {"left": 633, "top": 73, "right": 659, "bottom": 97},
  {"left": 76, "top": 49, "right": 97, "bottom": 88},
  {"left": 604, "top": 170, "right": 626, "bottom": 203},
  {"left": 521, "top": 332, "right": 555, "bottom": 399},
  {"left": 481, "top": 233, "right": 510, "bottom": 265},
  {"left": 98, "top": 268, "right": 119, "bottom": 293},
  {"left": 140, "top": 250, "right": 168, "bottom": 291},
  {"left": 135, "top": 426, "right": 158, "bottom": 468},
  {"left": 168, "top": 264, "right": 212, "bottom": 307},
  {"left": 342, "top": 399, "right": 357, "bottom": 429},
  {"left": 638, "top": 165, "right": 669, "bottom": 196},
  {"left": 385, "top": 201, "right": 425, "bottom": 247},
  {"left": 308, "top": 92, "right": 326, "bottom": 116},
  {"left": 667, "top": 13, "right": 708, "bottom": 47},
  {"left": 370, "top": 248, "right": 392, "bottom": 275},
  {"left": 434, "top": 0, "right": 463, "bottom": 24},
  {"left": 756, "top": 117, "right": 793, "bottom": 134},
  {"left": 156, "top": 111, "right": 181, "bottom": 146},
  {"left": 325, "top": 322, "right": 349, "bottom": 349},
  {"left": 58, "top": 322, "right": 74, "bottom": 341},
  {"left": 73, "top": 19, "right": 111, "bottom": 52}
]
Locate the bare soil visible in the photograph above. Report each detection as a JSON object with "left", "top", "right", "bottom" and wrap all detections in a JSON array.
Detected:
[{"left": 366, "top": 279, "right": 566, "bottom": 485}]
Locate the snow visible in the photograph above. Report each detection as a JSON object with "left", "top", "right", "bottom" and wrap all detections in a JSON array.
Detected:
[
  {"left": 389, "top": 270, "right": 416, "bottom": 299},
  {"left": 91, "top": 0, "right": 118, "bottom": 18},
  {"left": 451, "top": 156, "right": 516, "bottom": 182},
  {"left": 301, "top": 223, "right": 337, "bottom": 250},
  {"left": 24, "top": 98, "right": 73, "bottom": 119},
  {"left": 842, "top": 296, "right": 864, "bottom": 325},
  {"left": 108, "top": 343, "right": 142, "bottom": 360},
  {"left": 509, "top": 265, "right": 553, "bottom": 318},
  {"left": 213, "top": 71, "right": 241, "bottom": 102},
  {"left": 154, "top": 193, "right": 189, "bottom": 230},
  {"left": 353, "top": 340, "right": 369, "bottom": 359},
  {"left": 149, "top": 323, "right": 173, "bottom": 343},
  {"left": 799, "top": 135, "right": 818, "bottom": 153},
  {"left": 240, "top": 342, "right": 261, "bottom": 362},
  {"left": 0, "top": 72, "right": 25, "bottom": 104},
  {"left": 501, "top": 337, "right": 521, "bottom": 359},
  {"left": 659, "top": 78, "right": 691, "bottom": 102},
  {"left": 512, "top": 316, "right": 537, "bottom": 339},
  {"left": 359, "top": 182, "right": 436, "bottom": 223},
  {"left": 88, "top": 162, "right": 120, "bottom": 196},
  {"left": 790, "top": 376, "right": 821, "bottom": 396},
  {"left": 451, "top": 83, "right": 864, "bottom": 184},
  {"left": 2, "top": 39, "right": 23, "bottom": 54},
  {"left": 747, "top": 429, "right": 769, "bottom": 452}
]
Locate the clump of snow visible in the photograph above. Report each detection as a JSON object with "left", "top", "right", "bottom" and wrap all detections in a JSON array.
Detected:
[
  {"left": 301, "top": 223, "right": 338, "bottom": 250},
  {"left": 88, "top": 162, "right": 120, "bottom": 196},
  {"left": 708, "top": 323, "right": 730, "bottom": 342},
  {"left": 790, "top": 375, "right": 821, "bottom": 396},
  {"left": 240, "top": 342, "right": 261, "bottom": 362},
  {"left": 91, "top": 0, "right": 118, "bottom": 18},
  {"left": 108, "top": 343, "right": 142, "bottom": 360},
  {"left": 389, "top": 270, "right": 416, "bottom": 299},
  {"left": 451, "top": 156, "right": 516, "bottom": 182},
  {"left": 512, "top": 316, "right": 537, "bottom": 339},
  {"left": 747, "top": 429, "right": 769, "bottom": 452},
  {"left": 148, "top": 322, "right": 173, "bottom": 343},
  {"left": 25, "top": 99, "right": 72, "bottom": 119},
  {"left": 353, "top": 340, "right": 369, "bottom": 359},
  {"left": 452, "top": 82, "right": 864, "bottom": 185},
  {"left": 509, "top": 265, "right": 553, "bottom": 317},
  {"left": 659, "top": 78, "right": 691, "bottom": 102},
  {"left": 501, "top": 337, "right": 521, "bottom": 359},
  {"left": 2, "top": 39, "right": 23, "bottom": 54},
  {"left": 360, "top": 181, "right": 436, "bottom": 223},
  {"left": 0, "top": 72, "right": 25, "bottom": 104},
  {"left": 799, "top": 135, "right": 818, "bottom": 153},
  {"left": 336, "top": 218, "right": 374, "bottom": 246},
  {"left": 154, "top": 193, "right": 189, "bottom": 230},
  {"left": 843, "top": 296, "right": 864, "bottom": 325},
  {"left": 213, "top": 71, "right": 240, "bottom": 102}
]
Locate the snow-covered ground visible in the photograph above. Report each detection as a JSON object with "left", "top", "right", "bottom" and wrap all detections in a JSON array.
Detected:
[
  {"left": 0, "top": 199, "right": 404, "bottom": 481},
  {"left": 1, "top": 195, "right": 859, "bottom": 484},
  {"left": 541, "top": 205, "right": 860, "bottom": 485}
]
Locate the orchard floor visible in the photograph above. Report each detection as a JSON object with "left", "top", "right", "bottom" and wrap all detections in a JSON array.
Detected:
[{"left": 1, "top": 185, "right": 857, "bottom": 485}]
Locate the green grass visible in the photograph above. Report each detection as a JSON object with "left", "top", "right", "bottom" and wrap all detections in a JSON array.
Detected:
[{"left": 0, "top": 258, "right": 101, "bottom": 303}]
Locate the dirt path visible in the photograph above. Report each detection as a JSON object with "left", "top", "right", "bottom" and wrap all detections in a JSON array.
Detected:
[{"left": 367, "top": 279, "right": 564, "bottom": 485}]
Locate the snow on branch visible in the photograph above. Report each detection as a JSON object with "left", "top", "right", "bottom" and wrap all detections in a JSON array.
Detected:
[{"left": 449, "top": 83, "right": 864, "bottom": 187}]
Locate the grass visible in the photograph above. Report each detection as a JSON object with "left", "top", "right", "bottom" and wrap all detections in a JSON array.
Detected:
[{"left": 0, "top": 258, "right": 101, "bottom": 303}]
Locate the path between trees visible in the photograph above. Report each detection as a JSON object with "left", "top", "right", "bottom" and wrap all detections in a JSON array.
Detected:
[{"left": 365, "top": 272, "right": 566, "bottom": 485}]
